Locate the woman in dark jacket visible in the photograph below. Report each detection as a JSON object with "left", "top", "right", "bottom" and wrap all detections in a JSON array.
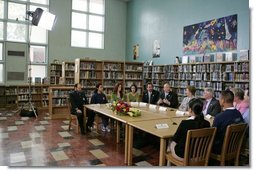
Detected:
[{"left": 168, "top": 98, "right": 210, "bottom": 160}]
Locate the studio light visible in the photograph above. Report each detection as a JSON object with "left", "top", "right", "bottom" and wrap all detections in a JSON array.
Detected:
[{"left": 27, "top": 8, "right": 56, "bottom": 31}]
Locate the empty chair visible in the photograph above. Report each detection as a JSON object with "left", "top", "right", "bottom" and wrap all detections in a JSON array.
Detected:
[
  {"left": 210, "top": 123, "right": 247, "bottom": 166},
  {"left": 165, "top": 127, "right": 216, "bottom": 166}
]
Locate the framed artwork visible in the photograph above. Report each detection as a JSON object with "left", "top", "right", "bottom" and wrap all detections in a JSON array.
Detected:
[
  {"left": 183, "top": 14, "right": 237, "bottom": 55},
  {"left": 152, "top": 40, "right": 160, "bottom": 58}
]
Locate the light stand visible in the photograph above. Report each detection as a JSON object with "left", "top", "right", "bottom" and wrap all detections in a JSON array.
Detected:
[{"left": 24, "top": 8, "right": 56, "bottom": 118}]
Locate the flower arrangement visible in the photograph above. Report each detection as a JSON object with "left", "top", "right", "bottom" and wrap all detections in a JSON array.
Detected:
[{"left": 111, "top": 100, "right": 141, "bottom": 117}]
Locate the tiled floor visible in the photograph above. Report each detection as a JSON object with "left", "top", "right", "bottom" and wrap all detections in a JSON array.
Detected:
[{"left": 0, "top": 109, "right": 160, "bottom": 166}]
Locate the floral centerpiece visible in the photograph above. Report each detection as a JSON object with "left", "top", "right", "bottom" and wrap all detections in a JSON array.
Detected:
[{"left": 111, "top": 100, "right": 141, "bottom": 117}]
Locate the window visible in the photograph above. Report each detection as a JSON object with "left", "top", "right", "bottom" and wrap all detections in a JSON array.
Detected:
[
  {"left": 0, "top": 43, "right": 3, "bottom": 83},
  {"left": 1, "top": 0, "right": 51, "bottom": 83},
  {"left": 71, "top": 0, "right": 105, "bottom": 49}
]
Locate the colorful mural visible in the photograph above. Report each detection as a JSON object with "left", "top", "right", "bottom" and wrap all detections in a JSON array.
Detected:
[{"left": 183, "top": 14, "right": 237, "bottom": 55}]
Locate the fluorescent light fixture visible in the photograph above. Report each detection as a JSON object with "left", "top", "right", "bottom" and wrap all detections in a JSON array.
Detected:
[{"left": 27, "top": 8, "right": 56, "bottom": 31}]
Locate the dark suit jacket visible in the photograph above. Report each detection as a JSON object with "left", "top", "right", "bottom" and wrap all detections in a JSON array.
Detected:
[
  {"left": 173, "top": 119, "right": 210, "bottom": 158},
  {"left": 69, "top": 90, "right": 88, "bottom": 114},
  {"left": 158, "top": 91, "right": 179, "bottom": 108},
  {"left": 142, "top": 90, "right": 160, "bottom": 105},
  {"left": 205, "top": 98, "right": 221, "bottom": 116}
]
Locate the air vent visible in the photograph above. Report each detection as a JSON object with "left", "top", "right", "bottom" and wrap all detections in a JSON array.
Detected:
[{"left": 8, "top": 51, "right": 25, "bottom": 57}]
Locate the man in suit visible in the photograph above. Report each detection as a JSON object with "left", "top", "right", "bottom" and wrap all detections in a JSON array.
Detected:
[
  {"left": 69, "top": 83, "right": 89, "bottom": 135},
  {"left": 142, "top": 82, "right": 159, "bottom": 104},
  {"left": 157, "top": 83, "right": 179, "bottom": 108},
  {"left": 202, "top": 87, "right": 221, "bottom": 117}
]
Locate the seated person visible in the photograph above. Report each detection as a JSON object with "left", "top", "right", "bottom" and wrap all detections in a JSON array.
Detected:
[
  {"left": 126, "top": 84, "right": 140, "bottom": 102},
  {"left": 89, "top": 83, "right": 110, "bottom": 132},
  {"left": 111, "top": 82, "right": 126, "bottom": 102},
  {"left": 232, "top": 87, "right": 249, "bottom": 114},
  {"left": 167, "top": 98, "right": 210, "bottom": 160},
  {"left": 69, "top": 83, "right": 88, "bottom": 135},
  {"left": 202, "top": 88, "right": 221, "bottom": 117},
  {"left": 178, "top": 85, "right": 196, "bottom": 111},
  {"left": 157, "top": 83, "right": 178, "bottom": 108},
  {"left": 212, "top": 90, "right": 244, "bottom": 154},
  {"left": 142, "top": 82, "right": 160, "bottom": 104}
]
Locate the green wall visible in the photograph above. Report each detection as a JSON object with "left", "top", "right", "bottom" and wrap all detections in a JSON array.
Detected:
[
  {"left": 126, "top": 0, "right": 250, "bottom": 64},
  {"left": 49, "top": 0, "right": 127, "bottom": 63}
]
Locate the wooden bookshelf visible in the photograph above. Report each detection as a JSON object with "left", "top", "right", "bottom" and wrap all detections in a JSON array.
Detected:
[
  {"left": 50, "top": 63, "right": 62, "bottom": 85},
  {"left": 48, "top": 86, "right": 73, "bottom": 119},
  {"left": 62, "top": 61, "right": 75, "bottom": 86},
  {"left": 124, "top": 62, "right": 144, "bottom": 95}
]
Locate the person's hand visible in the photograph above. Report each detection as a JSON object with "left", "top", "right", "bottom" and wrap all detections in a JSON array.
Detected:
[
  {"left": 163, "top": 99, "right": 170, "bottom": 105},
  {"left": 76, "top": 109, "right": 82, "bottom": 113},
  {"left": 157, "top": 99, "right": 163, "bottom": 104}
]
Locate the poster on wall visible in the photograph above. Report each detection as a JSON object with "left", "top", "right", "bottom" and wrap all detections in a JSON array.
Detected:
[
  {"left": 133, "top": 44, "right": 139, "bottom": 60},
  {"left": 183, "top": 14, "right": 237, "bottom": 55},
  {"left": 153, "top": 40, "right": 160, "bottom": 58}
]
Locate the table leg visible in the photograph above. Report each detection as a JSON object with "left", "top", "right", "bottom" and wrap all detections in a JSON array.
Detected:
[
  {"left": 116, "top": 121, "right": 120, "bottom": 143},
  {"left": 124, "top": 124, "right": 129, "bottom": 164},
  {"left": 83, "top": 107, "right": 87, "bottom": 133},
  {"left": 127, "top": 125, "right": 133, "bottom": 166},
  {"left": 159, "top": 138, "right": 166, "bottom": 166}
]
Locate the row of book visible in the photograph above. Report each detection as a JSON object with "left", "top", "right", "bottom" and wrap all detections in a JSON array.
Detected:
[{"left": 181, "top": 50, "right": 248, "bottom": 64}]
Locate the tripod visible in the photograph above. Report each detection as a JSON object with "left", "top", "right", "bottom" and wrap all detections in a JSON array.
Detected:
[{"left": 24, "top": 14, "right": 38, "bottom": 118}]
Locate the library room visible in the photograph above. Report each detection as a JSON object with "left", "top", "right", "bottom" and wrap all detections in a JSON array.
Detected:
[{"left": 0, "top": 0, "right": 251, "bottom": 167}]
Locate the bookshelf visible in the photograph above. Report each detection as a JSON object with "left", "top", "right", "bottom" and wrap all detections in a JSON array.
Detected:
[
  {"left": 50, "top": 63, "right": 62, "bottom": 85},
  {"left": 102, "top": 61, "right": 124, "bottom": 95},
  {"left": 62, "top": 61, "right": 75, "bottom": 86},
  {"left": 48, "top": 86, "right": 73, "bottom": 119},
  {"left": 144, "top": 61, "right": 249, "bottom": 102},
  {"left": 124, "top": 62, "right": 144, "bottom": 95},
  {"left": 75, "top": 59, "right": 103, "bottom": 101}
]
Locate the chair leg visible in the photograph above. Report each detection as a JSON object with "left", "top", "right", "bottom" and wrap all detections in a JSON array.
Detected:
[{"left": 68, "top": 117, "right": 72, "bottom": 131}]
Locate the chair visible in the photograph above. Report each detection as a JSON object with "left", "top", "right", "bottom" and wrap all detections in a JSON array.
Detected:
[
  {"left": 165, "top": 127, "right": 216, "bottom": 166},
  {"left": 67, "top": 98, "right": 80, "bottom": 134},
  {"left": 210, "top": 123, "right": 247, "bottom": 166}
]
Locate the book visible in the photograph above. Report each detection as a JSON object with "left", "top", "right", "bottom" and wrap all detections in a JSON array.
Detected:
[
  {"left": 195, "top": 55, "right": 203, "bottom": 62},
  {"left": 216, "top": 53, "right": 225, "bottom": 62},
  {"left": 203, "top": 54, "right": 211, "bottom": 62},
  {"left": 182, "top": 56, "right": 188, "bottom": 64},
  {"left": 35, "top": 77, "right": 41, "bottom": 84},
  {"left": 239, "top": 50, "right": 249, "bottom": 61},
  {"left": 189, "top": 55, "right": 195, "bottom": 63}
]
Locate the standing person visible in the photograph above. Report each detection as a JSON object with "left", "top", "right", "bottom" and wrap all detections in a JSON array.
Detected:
[
  {"left": 126, "top": 84, "right": 140, "bottom": 102},
  {"left": 178, "top": 85, "right": 196, "bottom": 111},
  {"left": 69, "top": 83, "right": 89, "bottom": 135},
  {"left": 212, "top": 90, "right": 244, "bottom": 154},
  {"left": 157, "top": 83, "right": 179, "bottom": 108},
  {"left": 142, "top": 82, "right": 159, "bottom": 104},
  {"left": 111, "top": 82, "right": 126, "bottom": 102},
  {"left": 89, "top": 83, "right": 110, "bottom": 132},
  {"left": 202, "top": 88, "right": 221, "bottom": 117},
  {"left": 168, "top": 98, "right": 210, "bottom": 160}
]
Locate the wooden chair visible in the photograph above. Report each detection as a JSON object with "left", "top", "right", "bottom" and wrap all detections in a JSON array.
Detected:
[
  {"left": 210, "top": 123, "right": 247, "bottom": 166},
  {"left": 165, "top": 127, "right": 216, "bottom": 166},
  {"left": 67, "top": 98, "right": 80, "bottom": 134}
]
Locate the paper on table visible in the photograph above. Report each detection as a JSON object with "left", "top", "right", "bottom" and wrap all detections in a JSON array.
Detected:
[
  {"left": 139, "top": 102, "right": 147, "bottom": 107},
  {"left": 130, "top": 102, "right": 139, "bottom": 107},
  {"left": 175, "top": 110, "right": 185, "bottom": 116},
  {"left": 205, "top": 114, "right": 212, "bottom": 119},
  {"left": 159, "top": 106, "right": 168, "bottom": 112},
  {"left": 155, "top": 123, "right": 169, "bottom": 129},
  {"left": 149, "top": 104, "right": 157, "bottom": 110}
]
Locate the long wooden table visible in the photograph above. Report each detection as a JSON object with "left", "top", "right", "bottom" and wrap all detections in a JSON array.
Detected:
[
  {"left": 83, "top": 103, "right": 203, "bottom": 166},
  {"left": 84, "top": 104, "right": 173, "bottom": 164}
]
